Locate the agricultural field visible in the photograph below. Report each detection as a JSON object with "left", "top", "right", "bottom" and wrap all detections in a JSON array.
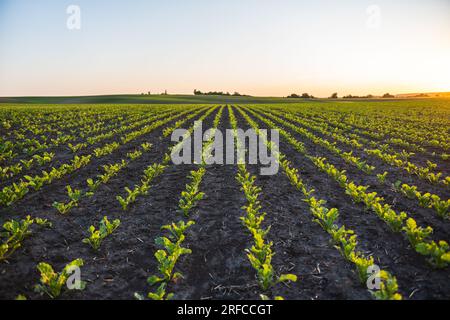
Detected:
[{"left": 0, "top": 100, "right": 449, "bottom": 300}]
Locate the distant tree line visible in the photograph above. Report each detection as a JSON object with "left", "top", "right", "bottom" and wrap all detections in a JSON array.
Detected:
[
  {"left": 287, "top": 93, "right": 315, "bottom": 99},
  {"left": 341, "top": 94, "right": 375, "bottom": 99},
  {"left": 329, "top": 93, "right": 396, "bottom": 99},
  {"left": 140, "top": 90, "right": 168, "bottom": 95},
  {"left": 194, "top": 89, "right": 250, "bottom": 97}
]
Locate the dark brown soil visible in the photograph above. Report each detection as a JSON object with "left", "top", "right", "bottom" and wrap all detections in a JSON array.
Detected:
[{"left": 0, "top": 106, "right": 449, "bottom": 300}]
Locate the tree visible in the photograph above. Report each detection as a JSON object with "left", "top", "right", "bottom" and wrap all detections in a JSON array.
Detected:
[
  {"left": 329, "top": 93, "right": 338, "bottom": 99},
  {"left": 287, "top": 93, "right": 314, "bottom": 99},
  {"left": 382, "top": 93, "right": 395, "bottom": 98}
]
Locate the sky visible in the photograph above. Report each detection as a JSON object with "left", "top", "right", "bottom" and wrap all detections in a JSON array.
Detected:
[{"left": 0, "top": 0, "right": 449, "bottom": 97}]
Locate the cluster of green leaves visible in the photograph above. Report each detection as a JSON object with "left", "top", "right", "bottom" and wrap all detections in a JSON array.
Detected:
[
  {"left": 376, "top": 171, "right": 388, "bottom": 184},
  {"left": 87, "top": 160, "right": 127, "bottom": 194},
  {"left": 371, "top": 270, "right": 402, "bottom": 300},
  {"left": 0, "top": 216, "right": 52, "bottom": 261},
  {"left": 52, "top": 185, "right": 83, "bottom": 214},
  {"left": 162, "top": 107, "right": 209, "bottom": 137},
  {"left": 178, "top": 168, "right": 206, "bottom": 216},
  {"left": 141, "top": 142, "right": 152, "bottom": 151},
  {"left": 399, "top": 183, "right": 449, "bottom": 219},
  {"left": 82, "top": 216, "right": 121, "bottom": 250},
  {"left": 34, "top": 259, "right": 85, "bottom": 298},
  {"left": 93, "top": 142, "right": 120, "bottom": 158},
  {"left": 127, "top": 149, "right": 143, "bottom": 160},
  {"left": 366, "top": 148, "right": 447, "bottom": 186},
  {"left": 116, "top": 163, "right": 167, "bottom": 210},
  {"left": 0, "top": 155, "right": 91, "bottom": 206},
  {"left": 68, "top": 142, "right": 87, "bottom": 153},
  {"left": 33, "top": 152, "right": 55, "bottom": 166},
  {"left": 0, "top": 163, "right": 23, "bottom": 179},
  {"left": 136, "top": 220, "right": 195, "bottom": 300}
]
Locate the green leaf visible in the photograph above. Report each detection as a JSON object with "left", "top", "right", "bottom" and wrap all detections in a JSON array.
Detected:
[{"left": 278, "top": 274, "right": 297, "bottom": 283}]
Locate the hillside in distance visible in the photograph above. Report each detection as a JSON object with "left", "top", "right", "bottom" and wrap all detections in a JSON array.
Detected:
[{"left": 1, "top": 92, "right": 449, "bottom": 104}]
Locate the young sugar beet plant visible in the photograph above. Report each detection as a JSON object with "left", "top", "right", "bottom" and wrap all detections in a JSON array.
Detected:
[
  {"left": 1, "top": 216, "right": 52, "bottom": 262},
  {"left": 398, "top": 183, "right": 449, "bottom": 219},
  {"left": 116, "top": 163, "right": 167, "bottom": 210},
  {"left": 52, "top": 185, "right": 83, "bottom": 214},
  {"left": 178, "top": 168, "right": 206, "bottom": 216},
  {"left": 34, "top": 259, "right": 85, "bottom": 299},
  {"left": 135, "top": 224, "right": 194, "bottom": 300},
  {"left": 82, "top": 216, "right": 121, "bottom": 251}
]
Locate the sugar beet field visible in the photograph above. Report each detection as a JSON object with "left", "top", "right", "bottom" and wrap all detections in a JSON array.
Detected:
[{"left": 0, "top": 102, "right": 449, "bottom": 300}]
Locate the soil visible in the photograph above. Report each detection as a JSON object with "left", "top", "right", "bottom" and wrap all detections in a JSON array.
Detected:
[{"left": 0, "top": 106, "right": 449, "bottom": 300}]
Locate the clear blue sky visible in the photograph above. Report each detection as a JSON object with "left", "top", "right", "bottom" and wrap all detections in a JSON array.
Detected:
[{"left": 1, "top": 0, "right": 449, "bottom": 97}]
